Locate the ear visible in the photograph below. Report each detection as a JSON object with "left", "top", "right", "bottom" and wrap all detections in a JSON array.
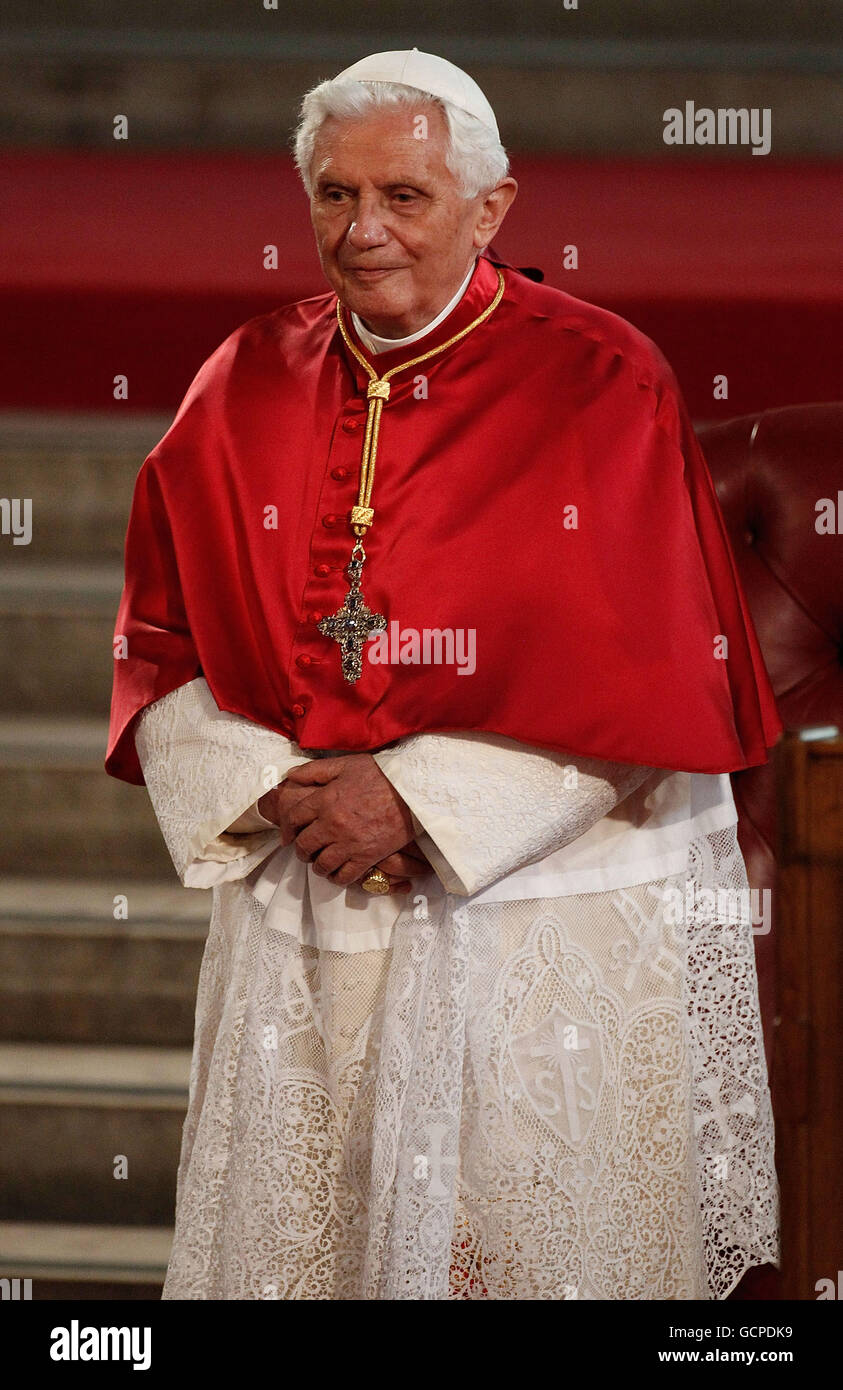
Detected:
[{"left": 473, "top": 177, "right": 518, "bottom": 250}]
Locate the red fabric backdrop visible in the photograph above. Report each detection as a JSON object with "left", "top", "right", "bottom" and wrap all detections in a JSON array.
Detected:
[{"left": 2, "top": 150, "right": 841, "bottom": 417}]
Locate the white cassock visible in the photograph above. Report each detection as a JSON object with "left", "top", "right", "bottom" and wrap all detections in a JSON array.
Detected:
[{"left": 133, "top": 675, "right": 778, "bottom": 1300}]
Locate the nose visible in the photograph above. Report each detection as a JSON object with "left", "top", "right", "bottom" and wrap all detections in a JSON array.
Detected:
[{"left": 345, "top": 200, "right": 390, "bottom": 250}]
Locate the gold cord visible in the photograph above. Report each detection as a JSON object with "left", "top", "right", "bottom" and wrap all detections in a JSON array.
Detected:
[{"left": 335, "top": 267, "right": 506, "bottom": 537}]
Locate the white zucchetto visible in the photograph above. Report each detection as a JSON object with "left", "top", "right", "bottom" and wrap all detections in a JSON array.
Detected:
[{"left": 333, "top": 47, "right": 500, "bottom": 138}]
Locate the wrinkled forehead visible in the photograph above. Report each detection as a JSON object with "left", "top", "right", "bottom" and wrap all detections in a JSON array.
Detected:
[{"left": 310, "top": 100, "right": 452, "bottom": 181}]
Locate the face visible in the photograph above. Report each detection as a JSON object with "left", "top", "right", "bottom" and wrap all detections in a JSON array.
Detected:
[{"left": 308, "top": 102, "right": 517, "bottom": 337}]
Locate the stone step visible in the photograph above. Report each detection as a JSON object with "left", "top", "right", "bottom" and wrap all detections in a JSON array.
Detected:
[
  {"left": 0, "top": 876, "right": 208, "bottom": 1045},
  {"left": 0, "top": 562, "right": 122, "bottom": 716},
  {"left": 0, "top": 716, "right": 172, "bottom": 879},
  {"left": 5, "top": 1, "right": 838, "bottom": 42},
  {"left": 0, "top": 1043, "right": 190, "bottom": 1226},
  {"left": 1, "top": 34, "right": 839, "bottom": 156},
  {"left": 0, "top": 1220, "right": 170, "bottom": 1298},
  {"left": 0, "top": 413, "right": 166, "bottom": 562}
]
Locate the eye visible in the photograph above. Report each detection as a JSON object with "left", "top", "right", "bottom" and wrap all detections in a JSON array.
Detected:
[{"left": 392, "top": 192, "right": 417, "bottom": 205}]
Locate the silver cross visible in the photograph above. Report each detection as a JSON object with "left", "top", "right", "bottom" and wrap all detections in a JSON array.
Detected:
[{"left": 317, "top": 548, "right": 386, "bottom": 683}]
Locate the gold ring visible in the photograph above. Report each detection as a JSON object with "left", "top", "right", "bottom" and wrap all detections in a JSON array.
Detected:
[{"left": 361, "top": 868, "right": 391, "bottom": 895}]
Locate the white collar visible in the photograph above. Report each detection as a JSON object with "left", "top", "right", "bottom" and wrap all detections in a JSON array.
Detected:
[{"left": 350, "top": 258, "right": 477, "bottom": 355}]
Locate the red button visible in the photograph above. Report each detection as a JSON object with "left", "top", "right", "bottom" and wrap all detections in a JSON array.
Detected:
[
  {"left": 314, "top": 563, "right": 332, "bottom": 577},
  {"left": 342, "top": 418, "right": 361, "bottom": 433},
  {"left": 331, "top": 466, "right": 351, "bottom": 480},
  {"left": 296, "top": 654, "right": 316, "bottom": 668},
  {"left": 322, "top": 514, "right": 340, "bottom": 528},
  {"left": 291, "top": 702, "right": 306, "bottom": 718},
  {"left": 307, "top": 610, "right": 323, "bottom": 624}
]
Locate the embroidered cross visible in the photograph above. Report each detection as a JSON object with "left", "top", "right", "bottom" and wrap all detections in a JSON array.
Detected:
[{"left": 609, "top": 888, "right": 682, "bottom": 992}]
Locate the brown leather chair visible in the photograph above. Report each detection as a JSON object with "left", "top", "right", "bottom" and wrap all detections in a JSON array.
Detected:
[{"left": 697, "top": 402, "right": 843, "bottom": 1299}]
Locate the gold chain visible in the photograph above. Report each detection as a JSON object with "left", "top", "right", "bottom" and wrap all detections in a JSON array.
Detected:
[{"left": 335, "top": 266, "right": 505, "bottom": 537}]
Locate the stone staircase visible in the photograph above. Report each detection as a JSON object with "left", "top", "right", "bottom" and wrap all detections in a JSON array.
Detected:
[
  {"left": 0, "top": 412, "right": 209, "bottom": 1299},
  {"left": 2, "top": 1, "right": 841, "bottom": 155}
]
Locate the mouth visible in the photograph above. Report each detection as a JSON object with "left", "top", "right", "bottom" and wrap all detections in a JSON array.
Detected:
[{"left": 344, "top": 266, "right": 404, "bottom": 279}]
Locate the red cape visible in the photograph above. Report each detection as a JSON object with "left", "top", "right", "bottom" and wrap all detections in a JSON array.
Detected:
[{"left": 106, "top": 253, "right": 782, "bottom": 785}]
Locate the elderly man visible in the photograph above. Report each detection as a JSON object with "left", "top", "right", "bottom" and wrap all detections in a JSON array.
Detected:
[{"left": 107, "top": 50, "right": 782, "bottom": 1300}]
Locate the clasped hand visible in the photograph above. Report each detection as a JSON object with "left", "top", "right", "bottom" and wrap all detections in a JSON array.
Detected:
[{"left": 258, "top": 753, "right": 430, "bottom": 893}]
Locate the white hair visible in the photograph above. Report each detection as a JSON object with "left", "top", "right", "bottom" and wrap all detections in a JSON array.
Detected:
[{"left": 292, "top": 78, "right": 509, "bottom": 200}]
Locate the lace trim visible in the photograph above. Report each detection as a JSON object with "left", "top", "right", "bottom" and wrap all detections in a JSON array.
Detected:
[{"left": 162, "top": 825, "right": 778, "bottom": 1300}]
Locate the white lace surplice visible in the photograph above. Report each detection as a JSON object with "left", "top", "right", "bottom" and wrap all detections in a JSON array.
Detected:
[{"left": 134, "top": 678, "right": 778, "bottom": 1300}]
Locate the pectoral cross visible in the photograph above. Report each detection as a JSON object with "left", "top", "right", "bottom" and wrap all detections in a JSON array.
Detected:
[{"left": 317, "top": 545, "right": 386, "bottom": 683}]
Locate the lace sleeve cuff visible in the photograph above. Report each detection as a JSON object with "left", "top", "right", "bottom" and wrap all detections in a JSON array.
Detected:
[
  {"left": 374, "top": 733, "right": 656, "bottom": 897},
  {"left": 134, "top": 677, "right": 310, "bottom": 887}
]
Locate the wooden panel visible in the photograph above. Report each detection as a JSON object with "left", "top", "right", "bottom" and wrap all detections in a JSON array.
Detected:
[{"left": 774, "top": 732, "right": 843, "bottom": 1299}]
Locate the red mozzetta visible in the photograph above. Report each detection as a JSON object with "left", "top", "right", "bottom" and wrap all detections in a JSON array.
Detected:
[{"left": 106, "top": 252, "right": 783, "bottom": 785}]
